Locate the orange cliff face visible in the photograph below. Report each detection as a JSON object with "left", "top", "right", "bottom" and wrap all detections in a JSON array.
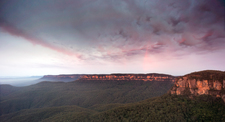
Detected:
[
  {"left": 170, "top": 70, "right": 225, "bottom": 102},
  {"left": 77, "top": 74, "right": 175, "bottom": 82},
  {"left": 40, "top": 74, "right": 175, "bottom": 82}
]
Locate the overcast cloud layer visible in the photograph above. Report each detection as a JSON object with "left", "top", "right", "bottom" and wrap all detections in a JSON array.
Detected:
[{"left": 0, "top": 0, "right": 224, "bottom": 76}]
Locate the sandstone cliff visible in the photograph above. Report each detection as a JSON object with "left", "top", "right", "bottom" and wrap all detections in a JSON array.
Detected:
[
  {"left": 77, "top": 74, "right": 175, "bottom": 82},
  {"left": 39, "top": 73, "right": 175, "bottom": 82},
  {"left": 170, "top": 70, "right": 225, "bottom": 102}
]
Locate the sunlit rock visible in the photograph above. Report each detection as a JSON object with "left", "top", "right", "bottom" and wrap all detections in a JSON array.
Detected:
[
  {"left": 213, "top": 81, "right": 222, "bottom": 90},
  {"left": 177, "top": 78, "right": 186, "bottom": 87},
  {"left": 78, "top": 74, "right": 175, "bottom": 82},
  {"left": 188, "top": 79, "right": 196, "bottom": 89},
  {"left": 190, "top": 89, "right": 195, "bottom": 94},
  {"left": 170, "top": 70, "right": 225, "bottom": 102}
]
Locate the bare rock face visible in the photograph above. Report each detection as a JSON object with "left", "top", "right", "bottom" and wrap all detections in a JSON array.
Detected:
[
  {"left": 213, "top": 80, "right": 222, "bottom": 90},
  {"left": 196, "top": 80, "right": 210, "bottom": 95},
  {"left": 188, "top": 79, "right": 196, "bottom": 89},
  {"left": 170, "top": 70, "right": 225, "bottom": 102},
  {"left": 78, "top": 74, "right": 175, "bottom": 82}
]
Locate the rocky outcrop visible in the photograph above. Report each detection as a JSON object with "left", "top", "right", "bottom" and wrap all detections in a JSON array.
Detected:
[
  {"left": 78, "top": 74, "right": 175, "bottom": 82},
  {"left": 39, "top": 73, "right": 175, "bottom": 82},
  {"left": 170, "top": 70, "right": 225, "bottom": 102}
]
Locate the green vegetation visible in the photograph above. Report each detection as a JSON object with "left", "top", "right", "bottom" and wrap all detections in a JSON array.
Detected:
[
  {"left": 184, "top": 70, "right": 225, "bottom": 83},
  {"left": 0, "top": 80, "right": 173, "bottom": 115},
  {"left": 90, "top": 94, "right": 225, "bottom": 122},
  {"left": 1, "top": 94, "right": 224, "bottom": 122},
  {"left": 1, "top": 70, "right": 225, "bottom": 122},
  {"left": 0, "top": 105, "right": 96, "bottom": 122}
]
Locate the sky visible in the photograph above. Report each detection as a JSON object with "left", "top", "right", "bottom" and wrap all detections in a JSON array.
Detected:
[{"left": 0, "top": 0, "right": 225, "bottom": 77}]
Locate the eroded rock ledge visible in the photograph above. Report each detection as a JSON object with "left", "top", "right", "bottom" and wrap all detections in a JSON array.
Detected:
[
  {"left": 40, "top": 73, "right": 176, "bottom": 82},
  {"left": 170, "top": 70, "right": 225, "bottom": 102},
  {"left": 78, "top": 74, "right": 175, "bottom": 82}
]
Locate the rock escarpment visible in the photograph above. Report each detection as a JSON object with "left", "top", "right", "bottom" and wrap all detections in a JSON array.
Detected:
[
  {"left": 39, "top": 74, "right": 175, "bottom": 82},
  {"left": 170, "top": 70, "right": 225, "bottom": 102},
  {"left": 78, "top": 74, "right": 175, "bottom": 82}
]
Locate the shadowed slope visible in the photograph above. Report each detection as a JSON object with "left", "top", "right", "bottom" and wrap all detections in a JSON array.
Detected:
[{"left": 0, "top": 78, "right": 174, "bottom": 115}]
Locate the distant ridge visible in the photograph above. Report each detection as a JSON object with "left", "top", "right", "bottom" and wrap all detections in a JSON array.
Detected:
[
  {"left": 38, "top": 73, "right": 176, "bottom": 82},
  {"left": 1, "top": 70, "right": 225, "bottom": 122},
  {"left": 77, "top": 73, "right": 175, "bottom": 82},
  {"left": 38, "top": 74, "right": 85, "bottom": 82}
]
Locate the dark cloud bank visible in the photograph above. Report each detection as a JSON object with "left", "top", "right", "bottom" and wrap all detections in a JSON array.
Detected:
[{"left": 0, "top": 0, "right": 224, "bottom": 61}]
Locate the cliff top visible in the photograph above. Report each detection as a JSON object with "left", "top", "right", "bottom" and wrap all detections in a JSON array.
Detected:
[{"left": 180, "top": 70, "right": 225, "bottom": 83}]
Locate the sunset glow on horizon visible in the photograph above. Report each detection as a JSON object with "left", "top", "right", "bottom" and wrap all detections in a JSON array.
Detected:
[{"left": 0, "top": 0, "right": 225, "bottom": 77}]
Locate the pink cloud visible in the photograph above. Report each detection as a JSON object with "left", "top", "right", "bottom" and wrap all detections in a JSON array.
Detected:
[
  {"left": 1, "top": 0, "right": 224, "bottom": 63},
  {"left": 0, "top": 23, "right": 83, "bottom": 59}
]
